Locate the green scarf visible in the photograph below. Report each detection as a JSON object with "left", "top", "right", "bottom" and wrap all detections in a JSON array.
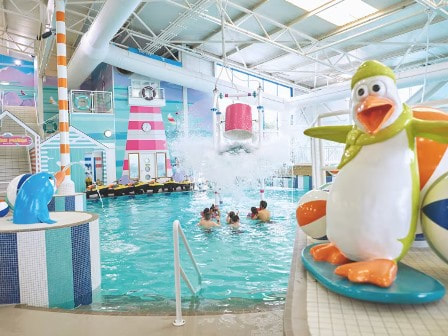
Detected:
[{"left": 338, "top": 104, "right": 412, "bottom": 169}]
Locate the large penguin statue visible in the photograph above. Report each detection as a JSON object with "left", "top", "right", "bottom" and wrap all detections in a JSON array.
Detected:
[
  {"left": 13, "top": 171, "right": 64, "bottom": 224},
  {"left": 304, "top": 60, "right": 448, "bottom": 287}
]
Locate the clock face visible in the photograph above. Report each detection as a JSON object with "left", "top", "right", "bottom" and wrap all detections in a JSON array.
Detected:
[{"left": 142, "top": 122, "right": 151, "bottom": 132}]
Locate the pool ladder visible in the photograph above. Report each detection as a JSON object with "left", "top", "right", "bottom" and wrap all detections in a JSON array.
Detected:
[{"left": 172, "top": 220, "right": 202, "bottom": 326}]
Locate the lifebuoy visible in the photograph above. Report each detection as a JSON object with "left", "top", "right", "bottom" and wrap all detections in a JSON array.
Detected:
[
  {"left": 74, "top": 94, "right": 91, "bottom": 110},
  {"left": 43, "top": 120, "right": 58, "bottom": 134},
  {"left": 141, "top": 86, "right": 156, "bottom": 101}
]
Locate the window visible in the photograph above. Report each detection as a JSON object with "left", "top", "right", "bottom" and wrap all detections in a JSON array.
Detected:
[
  {"left": 232, "top": 71, "right": 248, "bottom": 88},
  {"left": 264, "top": 109, "right": 278, "bottom": 130},
  {"left": 129, "top": 153, "right": 139, "bottom": 180},
  {"left": 214, "top": 64, "right": 293, "bottom": 99},
  {"left": 263, "top": 81, "right": 277, "bottom": 96},
  {"left": 156, "top": 153, "right": 167, "bottom": 177},
  {"left": 278, "top": 85, "right": 292, "bottom": 98},
  {"left": 71, "top": 90, "right": 113, "bottom": 114}
]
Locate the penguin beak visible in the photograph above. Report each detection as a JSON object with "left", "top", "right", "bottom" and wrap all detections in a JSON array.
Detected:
[
  {"left": 356, "top": 95, "right": 395, "bottom": 134},
  {"left": 54, "top": 171, "right": 65, "bottom": 188}
]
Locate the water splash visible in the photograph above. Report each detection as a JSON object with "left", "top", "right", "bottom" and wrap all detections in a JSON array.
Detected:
[{"left": 170, "top": 132, "right": 294, "bottom": 204}]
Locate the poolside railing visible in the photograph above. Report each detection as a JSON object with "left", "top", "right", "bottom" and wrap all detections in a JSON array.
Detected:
[{"left": 172, "top": 220, "right": 202, "bottom": 326}]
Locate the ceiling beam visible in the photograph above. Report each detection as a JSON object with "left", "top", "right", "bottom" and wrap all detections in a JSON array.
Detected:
[
  {"left": 162, "top": 0, "right": 351, "bottom": 74},
  {"left": 191, "top": 0, "right": 269, "bottom": 51},
  {"left": 414, "top": 0, "right": 448, "bottom": 19},
  {"left": 249, "top": 0, "right": 416, "bottom": 69},
  {"left": 225, "top": 0, "right": 343, "bottom": 58},
  {"left": 276, "top": 11, "right": 446, "bottom": 79},
  {"left": 143, "top": 0, "right": 213, "bottom": 54},
  {"left": 114, "top": 27, "right": 312, "bottom": 92}
]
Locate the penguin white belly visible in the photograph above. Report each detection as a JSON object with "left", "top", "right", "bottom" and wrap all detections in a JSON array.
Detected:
[{"left": 327, "top": 131, "right": 415, "bottom": 261}]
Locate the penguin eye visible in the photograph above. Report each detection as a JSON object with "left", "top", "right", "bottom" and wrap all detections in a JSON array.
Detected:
[
  {"left": 370, "top": 81, "right": 385, "bottom": 95},
  {"left": 356, "top": 85, "right": 368, "bottom": 99}
]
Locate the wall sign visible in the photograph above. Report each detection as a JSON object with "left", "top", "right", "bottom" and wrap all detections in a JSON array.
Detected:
[{"left": 0, "top": 134, "right": 33, "bottom": 146}]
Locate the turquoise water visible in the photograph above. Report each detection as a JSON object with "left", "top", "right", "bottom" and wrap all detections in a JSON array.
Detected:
[{"left": 85, "top": 189, "right": 303, "bottom": 313}]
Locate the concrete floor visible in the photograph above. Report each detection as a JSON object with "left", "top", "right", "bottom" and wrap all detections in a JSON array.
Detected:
[{"left": 0, "top": 306, "right": 284, "bottom": 336}]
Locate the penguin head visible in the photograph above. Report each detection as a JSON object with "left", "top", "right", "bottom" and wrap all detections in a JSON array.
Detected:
[{"left": 350, "top": 61, "right": 402, "bottom": 135}]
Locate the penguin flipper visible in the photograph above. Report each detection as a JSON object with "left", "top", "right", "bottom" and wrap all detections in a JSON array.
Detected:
[
  {"left": 38, "top": 213, "right": 56, "bottom": 224},
  {"left": 412, "top": 119, "right": 448, "bottom": 144},
  {"left": 304, "top": 125, "right": 353, "bottom": 143}
]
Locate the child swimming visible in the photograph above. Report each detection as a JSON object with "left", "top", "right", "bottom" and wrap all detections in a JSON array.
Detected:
[
  {"left": 247, "top": 207, "right": 258, "bottom": 219},
  {"left": 229, "top": 214, "right": 240, "bottom": 230},
  {"left": 226, "top": 210, "right": 240, "bottom": 223},
  {"left": 198, "top": 208, "right": 220, "bottom": 230}
]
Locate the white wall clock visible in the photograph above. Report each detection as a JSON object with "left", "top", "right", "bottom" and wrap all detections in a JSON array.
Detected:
[{"left": 142, "top": 122, "right": 152, "bottom": 132}]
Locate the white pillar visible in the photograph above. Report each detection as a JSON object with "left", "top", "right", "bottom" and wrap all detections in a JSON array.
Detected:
[{"left": 182, "top": 86, "right": 189, "bottom": 137}]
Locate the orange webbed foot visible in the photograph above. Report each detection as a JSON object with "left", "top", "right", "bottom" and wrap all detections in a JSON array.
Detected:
[
  {"left": 310, "top": 243, "right": 351, "bottom": 265},
  {"left": 335, "top": 259, "right": 397, "bottom": 288}
]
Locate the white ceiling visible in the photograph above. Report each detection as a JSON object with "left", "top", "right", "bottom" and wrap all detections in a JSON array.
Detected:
[{"left": 2, "top": 0, "right": 448, "bottom": 93}]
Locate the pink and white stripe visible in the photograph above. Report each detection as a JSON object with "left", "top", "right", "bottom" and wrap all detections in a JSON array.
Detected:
[{"left": 122, "top": 106, "right": 172, "bottom": 178}]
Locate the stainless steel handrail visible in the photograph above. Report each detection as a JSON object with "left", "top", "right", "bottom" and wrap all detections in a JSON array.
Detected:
[{"left": 173, "top": 220, "right": 202, "bottom": 327}]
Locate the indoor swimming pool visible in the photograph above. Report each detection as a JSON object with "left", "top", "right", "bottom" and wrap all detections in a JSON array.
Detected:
[{"left": 85, "top": 189, "right": 303, "bottom": 313}]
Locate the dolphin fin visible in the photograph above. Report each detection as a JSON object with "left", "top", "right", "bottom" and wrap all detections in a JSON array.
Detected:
[{"left": 304, "top": 125, "right": 353, "bottom": 143}]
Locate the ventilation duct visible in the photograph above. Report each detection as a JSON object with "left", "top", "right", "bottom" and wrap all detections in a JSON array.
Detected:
[{"left": 67, "top": 0, "right": 141, "bottom": 88}]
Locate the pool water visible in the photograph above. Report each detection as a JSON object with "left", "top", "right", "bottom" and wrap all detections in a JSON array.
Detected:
[{"left": 85, "top": 189, "right": 303, "bottom": 313}]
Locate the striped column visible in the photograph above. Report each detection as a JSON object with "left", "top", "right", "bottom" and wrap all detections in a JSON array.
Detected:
[
  {"left": 0, "top": 218, "right": 101, "bottom": 308},
  {"left": 55, "top": 0, "right": 75, "bottom": 195}
]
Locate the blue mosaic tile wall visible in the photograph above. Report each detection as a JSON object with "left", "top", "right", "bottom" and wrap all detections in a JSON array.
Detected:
[{"left": 0, "top": 218, "right": 100, "bottom": 308}]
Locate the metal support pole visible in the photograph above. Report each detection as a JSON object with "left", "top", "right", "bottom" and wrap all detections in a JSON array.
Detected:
[
  {"left": 212, "top": 88, "right": 218, "bottom": 151},
  {"left": 173, "top": 220, "right": 185, "bottom": 327},
  {"left": 257, "top": 86, "right": 263, "bottom": 148},
  {"left": 182, "top": 86, "right": 189, "bottom": 137},
  {"left": 216, "top": 108, "right": 222, "bottom": 153},
  {"left": 260, "top": 179, "right": 265, "bottom": 201}
]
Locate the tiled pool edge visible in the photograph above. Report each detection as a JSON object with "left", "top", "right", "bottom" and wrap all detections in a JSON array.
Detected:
[{"left": 283, "top": 231, "right": 310, "bottom": 336}]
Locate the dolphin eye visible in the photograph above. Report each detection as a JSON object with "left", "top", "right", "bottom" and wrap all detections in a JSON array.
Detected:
[
  {"left": 356, "top": 85, "right": 368, "bottom": 99},
  {"left": 370, "top": 81, "right": 385, "bottom": 95}
]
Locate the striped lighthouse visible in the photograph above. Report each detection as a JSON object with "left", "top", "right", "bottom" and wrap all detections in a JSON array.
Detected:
[
  {"left": 55, "top": 0, "right": 75, "bottom": 194},
  {"left": 122, "top": 106, "right": 172, "bottom": 180}
]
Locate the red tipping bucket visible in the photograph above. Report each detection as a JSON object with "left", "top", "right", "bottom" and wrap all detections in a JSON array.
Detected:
[{"left": 224, "top": 103, "right": 253, "bottom": 140}]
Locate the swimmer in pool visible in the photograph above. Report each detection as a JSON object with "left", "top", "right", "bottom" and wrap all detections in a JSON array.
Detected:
[
  {"left": 198, "top": 208, "right": 220, "bottom": 229},
  {"left": 229, "top": 214, "right": 240, "bottom": 230},
  {"left": 226, "top": 211, "right": 239, "bottom": 223},
  {"left": 247, "top": 207, "right": 258, "bottom": 219},
  {"left": 254, "top": 200, "right": 270, "bottom": 222}
]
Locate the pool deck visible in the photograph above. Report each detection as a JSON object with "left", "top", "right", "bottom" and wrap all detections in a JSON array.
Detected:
[
  {"left": 285, "top": 233, "right": 448, "bottom": 336},
  {"left": 0, "top": 305, "right": 284, "bottom": 336}
]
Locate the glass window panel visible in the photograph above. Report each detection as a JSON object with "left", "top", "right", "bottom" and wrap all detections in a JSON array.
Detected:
[
  {"left": 232, "top": 71, "right": 249, "bottom": 88},
  {"left": 248, "top": 76, "right": 262, "bottom": 91},
  {"left": 129, "top": 153, "right": 139, "bottom": 180},
  {"left": 263, "top": 80, "right": 277, "bottom": 96},
  {"left": 156, "top": 153, "right": 167, "bottom": 177},
  {"left": 264, "top": 109, "right": 278, "bottom": 130},
  {"left": 278, "top": 85, "right": 292, "bottom": 98}
]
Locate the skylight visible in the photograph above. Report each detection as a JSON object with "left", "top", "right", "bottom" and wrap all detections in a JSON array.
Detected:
[
  {"left": 286, "top": 0, "right": 377, "bottom": 26},
  {"left": 286, "top": 0, "right": 329, "bottom": 12}
]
